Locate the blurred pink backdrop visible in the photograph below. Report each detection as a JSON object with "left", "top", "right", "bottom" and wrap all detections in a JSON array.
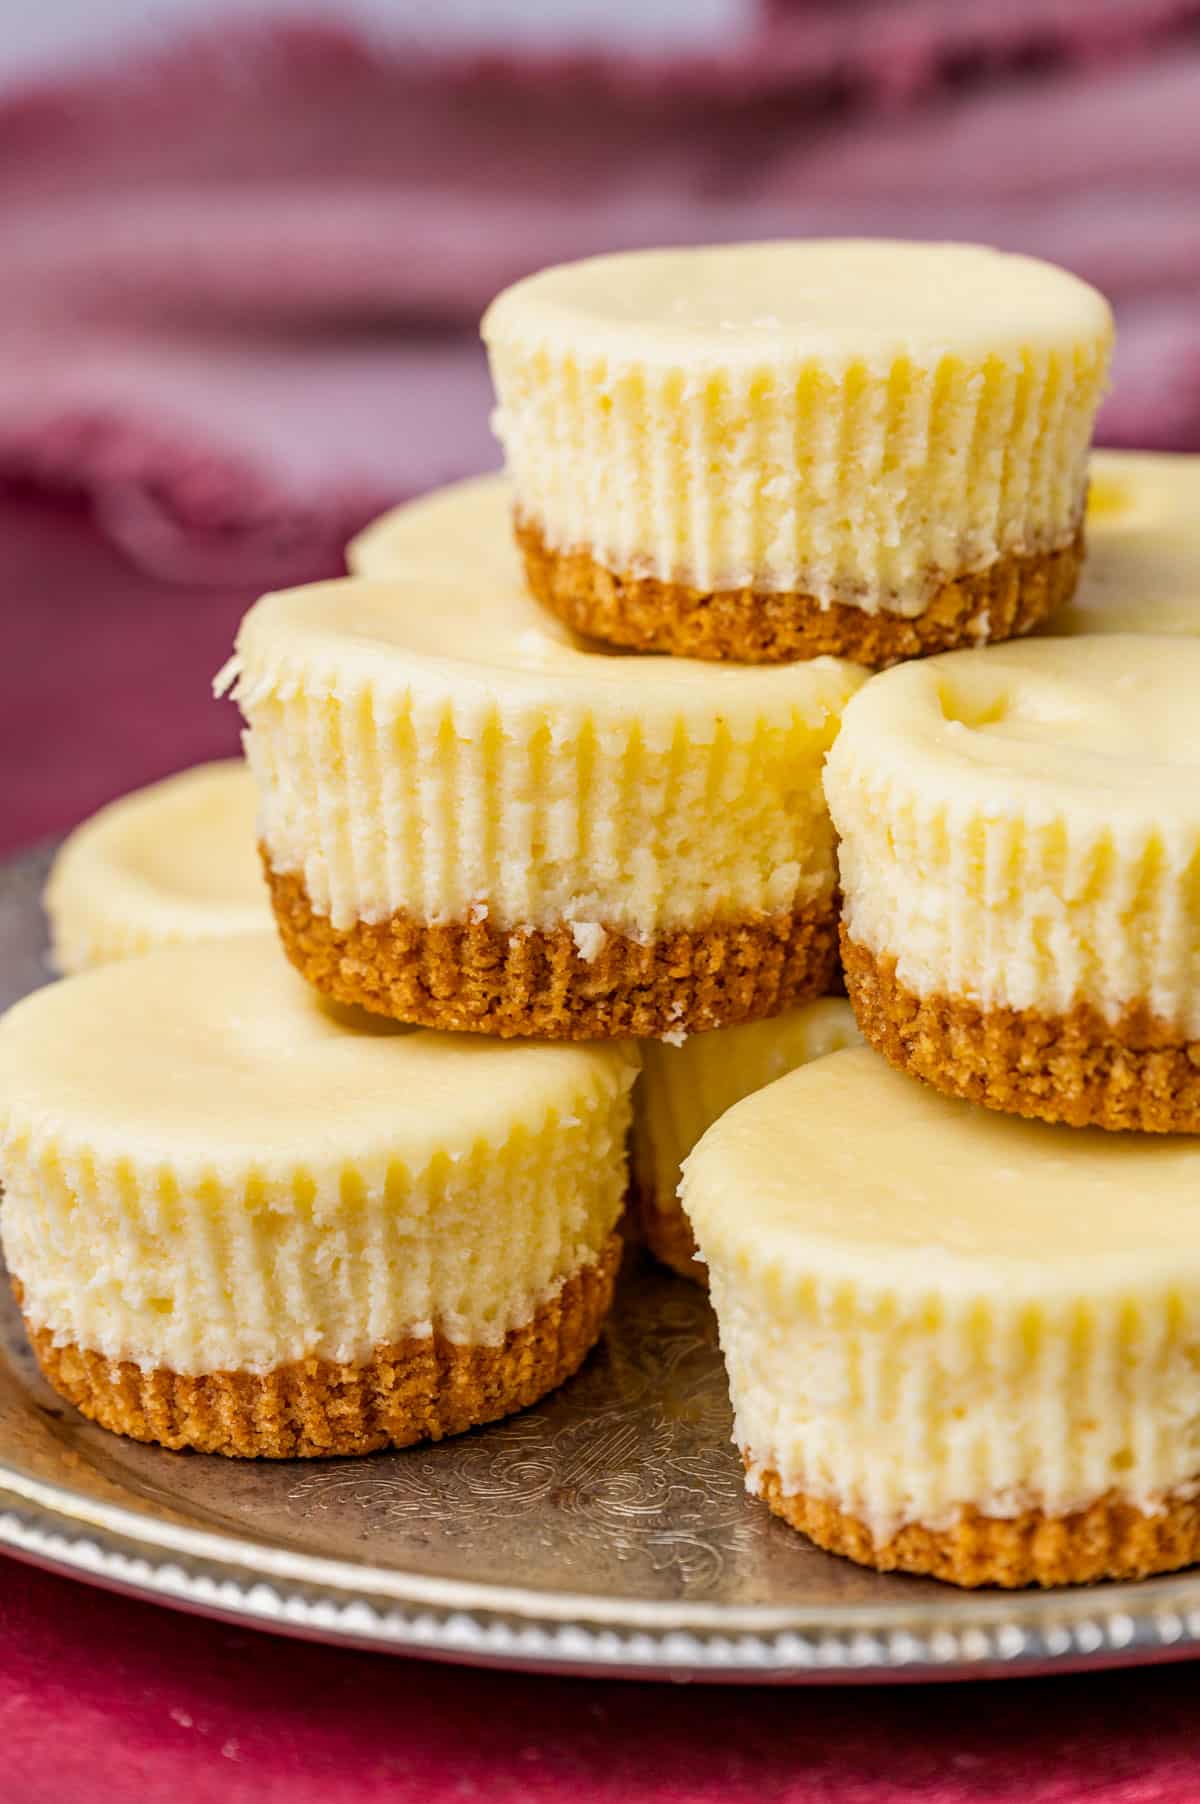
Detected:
[{"left": 1, "top": 0, "right": 1199, "bottom": 590}]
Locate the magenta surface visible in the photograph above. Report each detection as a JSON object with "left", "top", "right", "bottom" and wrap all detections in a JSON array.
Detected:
[{"left": 1, "top": 1553, "right": 1198, "bottom": 1804}]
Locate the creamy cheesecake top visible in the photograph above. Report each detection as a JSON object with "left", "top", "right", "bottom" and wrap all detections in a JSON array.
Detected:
[
  {"left": 828, "top": 633, "right": 1200, "bottom": 825},
  {"left": 0, "top": 935, "right": 635, "bottom": 1176},
  {"left": 44, "top": 760, "right": 268, "bottom": 971},
  {"left": 483, "top": 239, "right": 1112, "bottom": 366},
  {"left": 685, "top": 1045, "right": 1200, "bottom": 1290},
  {"left": 1059, "top": 449, "right": 1200, "bottom": 637}
]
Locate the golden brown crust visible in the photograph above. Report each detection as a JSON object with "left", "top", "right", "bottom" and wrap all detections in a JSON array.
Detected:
[
  {"left": 630, "top": 1177, "right": 707, "bottom": 1286},
  {"left": 265, "top": 860, "right": 840, "bottom": 1040},
  {"left": 516, "top": 515, "right": 1084, "bottom": 668},
  {"left": 21, "top": 1238, "right": 620, "bottom": 1458},
  {"left": 751, "top": 1463, "right": 1200, "bottom": 1588},
  {"left": 841, "top": 932, "right": 1200, "bottom": 1133}
]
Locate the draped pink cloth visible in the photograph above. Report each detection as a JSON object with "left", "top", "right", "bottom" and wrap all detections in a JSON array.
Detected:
[
  {"left": 2, "top": 7, "right": 1199, "bottom": 588},
  {"left": 3, "top": 1520, "right": 1200, "bottom": 1803}
]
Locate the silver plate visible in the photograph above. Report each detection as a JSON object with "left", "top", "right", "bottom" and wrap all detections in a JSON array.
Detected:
[{"left": 2, "top": 844, "right": 1200, "bottom": 1683}]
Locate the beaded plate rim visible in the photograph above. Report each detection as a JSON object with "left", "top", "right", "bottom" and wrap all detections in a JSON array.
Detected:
[{"left": 4, "top": 1462, "right": 1200, "bottom": 1680}]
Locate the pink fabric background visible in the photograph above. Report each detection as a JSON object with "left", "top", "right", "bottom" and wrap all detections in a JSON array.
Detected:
[
  {"left": 1, "top": 5, "right": 1198, "bottom": 592},
  {"left": 4, "top": 1552, "right": 1200, "bottom": 1804}
]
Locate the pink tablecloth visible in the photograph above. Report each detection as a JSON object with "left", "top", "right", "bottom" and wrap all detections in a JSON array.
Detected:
[
  {"left": 3, "top": 13, "right": 1200, "bottom": 609},
  {"left": 7, "top": 1555, "right": 1200, "bottom": 1804},
  {"left": 6, "top": 488, "right": 1200, "bottom": 1801}
]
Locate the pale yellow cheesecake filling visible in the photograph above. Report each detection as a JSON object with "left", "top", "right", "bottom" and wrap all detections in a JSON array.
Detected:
[
  {"left": 232, "top": 476, "right": 864, "bottom": 939},
  {"left": 1055, "top": 449, "right": 1200, "bottom": 637},
  {"left": 825, "top": 634, "right": 1200, "bottom": 1034},
  {"left": 483, "top": 240, "right": 1111, "bottom": 612},
  {"left": 0, "top": 937, "right": 636, "bottom": 1374},
  {"left": 683, "top": 1047, "right": 1200, "bottom": 1540},
  {"left": 44, "top": 761, "right": 268, "bottom": 973},
  {"left": 633, "top": 998, "right": 860, "bottom": 1246}
]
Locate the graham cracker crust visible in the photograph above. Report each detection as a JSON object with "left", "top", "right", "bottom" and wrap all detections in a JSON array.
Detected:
[
  {"left": 265, "top": 861, "right": 840, "bottom": 1039},
  {"left": 20, "top": 1237, "right": 620, "bottom": 1458},
  {"left": 516, "top": 515, "right": 1084, "bottom": 667},
  {"left": 631, "top": 1178, "right": 706, "bottom": 1285},
  {"left": 752, "top": 1464, "right": 1200, "bottom": 1588},
  {"left": 841, "top": 932, "right": 1200, "bottom": 1132}
]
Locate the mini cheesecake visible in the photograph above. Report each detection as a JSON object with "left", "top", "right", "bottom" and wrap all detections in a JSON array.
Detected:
[
  {"left": 684, "top": 1047, "right": 1200, "bottom": 1587},
  {"left": 826, "top": 634, "right": 1200, "bottom": 1131},
  {"left": 483, "top": 240, "right": 1111, "bottom": 665},
  {"left": 45, "top": 761, "right": 267, "bottom": 972},
  {"left": 632, "top": 998, "right": 860, "bottom": 1282},
  {"left": 0, "top": 936, "right": 636, "bottom": 1457},
  {"left": 239, "top": 475, "right": 864, "bottom": 1041}
]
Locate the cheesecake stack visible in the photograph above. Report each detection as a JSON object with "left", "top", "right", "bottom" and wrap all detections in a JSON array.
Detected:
[{"left": 9, "top": 239, "right": 1200, "bottom": 1591}]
